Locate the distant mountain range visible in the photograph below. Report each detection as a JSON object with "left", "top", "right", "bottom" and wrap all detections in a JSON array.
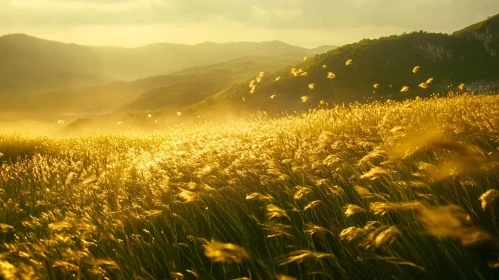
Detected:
[
  {"left": 0, "top": 34, "right": 335, "bottom": 96},
  {"left": 22, "top": 55, "right": 300, "bottom": 115}
]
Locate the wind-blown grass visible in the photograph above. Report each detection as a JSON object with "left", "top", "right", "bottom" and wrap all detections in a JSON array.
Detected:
[{"left": 1, "top": 93, "right": 499, "bottom": 279}]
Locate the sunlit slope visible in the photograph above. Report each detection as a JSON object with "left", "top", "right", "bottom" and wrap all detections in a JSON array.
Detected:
[
  {"left": 185, "top": 14, "right": 499, "bottom": 117},
  {"left": 124, "top": 56, "right": 299, "bottom": 112},
  {"left": 0, "top": 94, "right": 499, "bottom": 279},
  {"left": 21, "top": 56, "right": 299, "bottom": 114}
]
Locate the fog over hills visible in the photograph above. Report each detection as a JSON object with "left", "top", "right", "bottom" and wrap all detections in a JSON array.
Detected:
[{"left": 0, "top": 34, "right": 335, "bottom": 95}]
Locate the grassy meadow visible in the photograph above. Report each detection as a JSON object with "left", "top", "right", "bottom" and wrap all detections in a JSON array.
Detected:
[{"left": 1, "top": 93, "right": 499, "bottom": 279}]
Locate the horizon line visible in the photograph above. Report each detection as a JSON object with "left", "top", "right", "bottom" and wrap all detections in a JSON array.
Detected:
[{"left": 0, "top": 33, "right": 339, "bottom": 50}]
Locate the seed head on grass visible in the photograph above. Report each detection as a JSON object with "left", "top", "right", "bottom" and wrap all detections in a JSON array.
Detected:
[
  {"left": 418, "top": 205, "right": 496, "bottom": 246},
  {"left": 479, "top": 189, "right": 499, "bottom": 211},
  {"left": 276, "top": 250, "right": 335, "bottom": 265},
  {"left": 204, "top": 240, "right": 250, "bottom": 264},
  {"left": 354, "top": 186, "right": 374, "bottom": 199},
  {"left": 0, "top": 224, "right": 14, "bottom": 234},
  {"left": 171, "top": 272, "right": 184, "bottom": 279},
  {"left": 293, "top": 186, "right": 312, "bottom": 201},
  {"left": 344, "top": 204, "right": 366, "bottom": 217},
  {"left": 370, "top": 201, "right": 422, "bottom": 216},
  {"left": 259, "top": 222, "right": 292, "bottom": 239},
  {"left": 246, "top": 192, "right": 274, "bottom": 202},
  {"left": 419, "top": 82, "right": 429, "bottom": 89},
  {"left": 303, "top": 200, "right": 322, "bottom": 211},
  {"left": 266, "top": 204, "right": 289, "bottom": 220},
  {"left": 304, "top": 223, "right": 331, "bottom": 236},
  {"left": 340, "top": 227, "right": 366, "bottom": 242},
  {"left": 360, "top": 167, "right": 391, "bottom": 180},
  {"left": 48, "top": 221, "right": 71, "bottom": 232},
  {"left": 178, "top": 189, "right": 200, "bottom": 203},
  {"left": 374, "top": 226, "right": 401, "bottom": 247}
]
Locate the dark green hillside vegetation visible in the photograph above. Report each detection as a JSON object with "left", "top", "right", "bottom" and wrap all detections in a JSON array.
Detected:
[
  {"left": 180, "top": 14, "right": 499, "bottom": 119},
  {"left": 185, "top": 31, "right": 499, "bottom": 118},
  {"left": 454, "top": 13, "right": 499, "bottom": 56}
]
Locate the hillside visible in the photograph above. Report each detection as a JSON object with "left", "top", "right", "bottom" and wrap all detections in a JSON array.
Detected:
[
  {"left": 125, "top": 56, "right": 297, "bottom": 112},
  {"left": 0, "top": 34, "right": 108, "bottom": 95},
  {"left": 453, "top": 13, "right": 499, "bottom": 56},
  {"left": 18, "top": 56, "right": 299, "bottom": 116},
  {"left": 181, "top": 14, "right": 499, "bottom": 118},
  {"left": 0, "top": 34, "right": 336, "bottom": 96}
]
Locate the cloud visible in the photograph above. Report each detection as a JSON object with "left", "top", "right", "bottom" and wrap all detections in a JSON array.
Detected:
[
  {"left": 2, "top": 0, "right": 499, "bottom": 47},
  {"left": 4, "top": 0, "right": 499, "bottom": 31},
  {"left": 50, "top": 0, "right": 132, "bottom": 3}
]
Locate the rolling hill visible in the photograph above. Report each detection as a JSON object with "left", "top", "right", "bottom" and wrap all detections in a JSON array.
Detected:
[
  {"left": 18, "top": 55, "right": 300, "bottom": 116},
  {"left": 124, "top": 56, "right": 298, "bottom": 112},
  {"left": 178, "top": 13, "right": 499, "bottom": 119},
  {"left": 0, "top": 34, "right": 336, "bottom": 96}
]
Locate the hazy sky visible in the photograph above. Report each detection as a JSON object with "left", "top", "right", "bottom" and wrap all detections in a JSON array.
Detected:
[{"left": 1, "top": 0, "right": 498, "bottom": 48}]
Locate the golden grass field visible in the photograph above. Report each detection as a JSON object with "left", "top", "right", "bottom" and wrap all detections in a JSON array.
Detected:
[{"left": 1, "top": 93, "right": 499, "bottom": 279}]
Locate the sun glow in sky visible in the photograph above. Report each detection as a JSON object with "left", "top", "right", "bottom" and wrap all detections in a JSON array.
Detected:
[{"left": 1, "top": 0, "right": 499, "bottom": 47}]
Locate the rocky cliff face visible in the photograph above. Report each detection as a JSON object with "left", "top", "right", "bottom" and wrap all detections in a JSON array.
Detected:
[
  {"left": 471, "top": 26, "right": 498, "bottom": 56},
  {"left": 419, "top": 44, "right": 453, "bottom": 61},
  {"left": 454, "top": 14, "right": 499, "bottom": 57}
]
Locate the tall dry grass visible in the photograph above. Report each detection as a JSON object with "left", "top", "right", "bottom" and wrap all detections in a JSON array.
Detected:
[{"left": 0, "top": 93, "right": 499, "bottom": 279}]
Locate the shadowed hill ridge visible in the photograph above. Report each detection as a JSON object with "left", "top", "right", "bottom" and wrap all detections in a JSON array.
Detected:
[{"left": 0, "top": 34, "right": 336, "bottom": 95}]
